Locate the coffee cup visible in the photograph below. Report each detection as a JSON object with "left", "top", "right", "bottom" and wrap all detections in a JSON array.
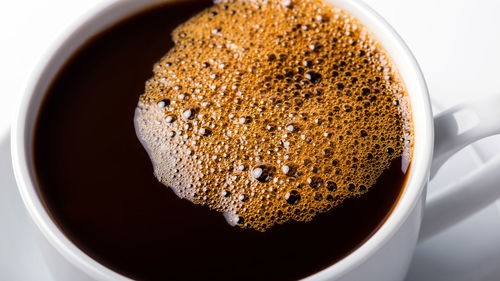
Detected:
[{"left": 11, "top": 0, "right": 500, "bottom": 280}]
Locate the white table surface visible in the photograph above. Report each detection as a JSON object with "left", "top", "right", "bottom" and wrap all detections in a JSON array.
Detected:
[{"left": 1, "top": 0, "right": 500, "bottom": 280}]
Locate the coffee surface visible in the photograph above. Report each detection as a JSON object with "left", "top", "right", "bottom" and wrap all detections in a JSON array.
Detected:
[
  {"left": 136, "top": 0, "right": 412, "bottom": 230},
  {"left": 34, "top": 1, "right": 411, "bottom": 280}
]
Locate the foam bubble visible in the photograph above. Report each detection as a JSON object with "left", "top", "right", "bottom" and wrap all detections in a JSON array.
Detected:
[{"left": 135, "top": 0, "right": 413, "bottom": 231}]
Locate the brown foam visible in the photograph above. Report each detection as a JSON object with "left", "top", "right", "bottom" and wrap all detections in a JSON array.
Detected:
[{"left": 135, "top": 0, "right": 413, "bottom": 231}]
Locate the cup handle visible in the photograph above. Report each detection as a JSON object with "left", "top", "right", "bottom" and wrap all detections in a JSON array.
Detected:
[{"left": 419, "top": 96, "right": 500, "bottom": 241}]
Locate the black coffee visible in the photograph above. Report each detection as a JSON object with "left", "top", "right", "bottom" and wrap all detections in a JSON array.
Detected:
[{"left": 34, "top": 1, "right": 410, "bottom": 280}]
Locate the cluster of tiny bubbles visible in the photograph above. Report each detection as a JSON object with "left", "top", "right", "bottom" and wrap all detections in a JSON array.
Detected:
[{"left": 134, "top": 0, "right": 413, "bottom": 231}]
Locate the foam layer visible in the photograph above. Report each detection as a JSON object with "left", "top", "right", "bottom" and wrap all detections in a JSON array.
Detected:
[{"left": 135, "top": 0, "right": 413, "bottom": 231}]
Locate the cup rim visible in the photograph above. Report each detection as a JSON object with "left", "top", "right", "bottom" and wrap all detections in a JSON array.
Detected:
[{"left": 11, "top": 0, "right": 433, "bottom": 280}]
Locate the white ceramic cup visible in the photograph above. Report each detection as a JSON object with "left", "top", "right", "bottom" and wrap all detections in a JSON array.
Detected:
[{"left": 11, "top": 0, "right": 500, "bottom": 280}]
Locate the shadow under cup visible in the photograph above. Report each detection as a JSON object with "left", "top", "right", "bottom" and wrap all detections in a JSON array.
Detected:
[{"left": 23, "top": 1, "right": 424, "bottom": 281}]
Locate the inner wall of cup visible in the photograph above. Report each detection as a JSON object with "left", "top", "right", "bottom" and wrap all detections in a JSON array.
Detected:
[{"left": 20, "top": 0, "right": 431, "bottom": 278}]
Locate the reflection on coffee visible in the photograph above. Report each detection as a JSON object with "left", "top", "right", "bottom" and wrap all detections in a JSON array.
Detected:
[
  {"left": 135, "top": 0, "right": 413, "bottom": 231},
  {"left": 33, "top": 0, "right": 413, "bottom": 280}
]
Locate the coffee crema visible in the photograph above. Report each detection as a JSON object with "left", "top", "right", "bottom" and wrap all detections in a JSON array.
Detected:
[{"left": 135, "top": 0, "right": 413, "bottom": 231}]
